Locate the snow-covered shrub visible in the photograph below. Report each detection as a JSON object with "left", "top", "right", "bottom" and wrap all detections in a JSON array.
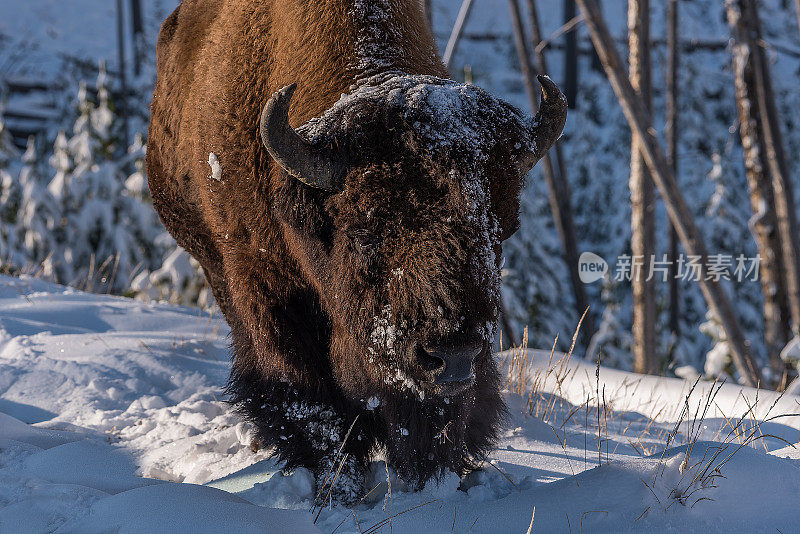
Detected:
[
  {"left": 0, "top": 67, "right": 187, "bottom": 296},
  {"left": 0, "top": 64, "right": 210, "bottom": 305},
  {"left": 51, "top": 72, "right": 139, "bottom": 287},
  {"left": 0, "top": 118, "right": 20, "bottom": 265},
  {"left": 781, "top": 336, "right": 800, "bottom": 393},
  {"left": 130, "top": 242, "right": 214, "bottom": 310},
  {"left": 699, "top": 311, "right": 734, "bottom": 380},
  {"left": 14, "top": 138, "right": 59, "bottom": 275},
  {"left": 0, "top": 116, "right": 19, "bottom": 168},
  {"left": 586, "top": 280, "right": 634, "bottom": 369}
]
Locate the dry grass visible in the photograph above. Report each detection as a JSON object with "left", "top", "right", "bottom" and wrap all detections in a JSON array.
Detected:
[
  {"left": 311, "top": 415, "right": 361, "bottom": 521},
  {"left": 501, "top": 311, "right": 800, "bottom": 520}
]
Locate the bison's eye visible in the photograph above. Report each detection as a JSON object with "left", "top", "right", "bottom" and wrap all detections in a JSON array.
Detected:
[{"left": 350, "top": 229, "right": 381, "bottom": 252}]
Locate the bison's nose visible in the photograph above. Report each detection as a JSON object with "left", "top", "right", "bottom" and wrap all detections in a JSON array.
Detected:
[{"left": 419, "top": 341, "right": 484, "bottom": 384}]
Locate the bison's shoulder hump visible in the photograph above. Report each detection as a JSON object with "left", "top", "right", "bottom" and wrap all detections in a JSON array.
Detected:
[{"left": 156, "top": 0, "right": 223, "bottom": 70}]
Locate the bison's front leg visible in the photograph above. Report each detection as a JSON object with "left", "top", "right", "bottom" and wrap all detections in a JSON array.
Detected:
[
  {"left": 236, "top": 377, "right": 374, "bottom": 502},
  {"left": 221, "top": 255, "right": 380, "bottom": 501},
  {"left": 231, "top": 375, "right": 375, "bottom": 502}
]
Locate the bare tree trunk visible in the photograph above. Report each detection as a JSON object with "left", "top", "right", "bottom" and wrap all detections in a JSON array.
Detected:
[
  {"left": 727, "top": 1, "right": 790, "bottom": 372},
  {"left": 563, "top": 0, "right": 579, "bottom": 107},
  {"left": 590, "top": 0, "right": 604, "bottom": 72},
  {"left": 576, "top": 0, "right": 762, "bottom": 386},
  {"left": 795, "top": 0, "right": 800, "bottom": 42},
  {"left": 628, "top": 0, "right": 657, "bottom": 375},
  {"left": 130, "top": 0, "right": 144, "bottom": 77},
  {"left": 509, "top": 0, "right": 596, "bottom": 344},
  {"left": 666, "top": 0, "right": 680, "bottom": 340},
  {"left": 736, "top": 0, "right": 800, "bottom": 338},
  {"left": 443, "top": 0, "right": 475, "bottom": 69},
  {"left": 116, "top": 0, "right": 130, "bottom": 149}
]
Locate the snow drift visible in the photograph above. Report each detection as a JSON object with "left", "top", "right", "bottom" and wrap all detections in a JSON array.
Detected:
[{"left": 1, "top": 275, "right": 799, "bottom": 532}]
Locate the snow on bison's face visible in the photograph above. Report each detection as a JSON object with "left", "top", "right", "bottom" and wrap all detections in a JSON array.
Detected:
[{"left": 262, "top": 73, "right": 567, "bottom": 401}]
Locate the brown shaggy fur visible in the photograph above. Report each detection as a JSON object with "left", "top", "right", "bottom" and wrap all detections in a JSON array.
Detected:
[{"left": 147, "top": 0, "right": 535, "bottom": 500}]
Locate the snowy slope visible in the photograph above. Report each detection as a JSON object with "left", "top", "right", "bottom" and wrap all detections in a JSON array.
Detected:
[
  {"left": 1, "top": 274, "right": 799, "bottom": 533},
  {"left": 0, "top": 275, "right": 321, "bottom": 533}
]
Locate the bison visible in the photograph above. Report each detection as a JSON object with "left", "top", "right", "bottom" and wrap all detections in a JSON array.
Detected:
[{"left": 147, "top": 0, "right": 566, "bottom": 500}]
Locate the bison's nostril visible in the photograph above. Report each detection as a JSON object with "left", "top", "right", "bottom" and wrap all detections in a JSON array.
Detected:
[
  {"left": 416, "top": 345, "right": 447, "bottom": 373},
  {"left": 419, "top": 341, "right": 484, "bottom": 384}
]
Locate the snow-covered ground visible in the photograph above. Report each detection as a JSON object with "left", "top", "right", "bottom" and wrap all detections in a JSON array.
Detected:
[{"left": 1, "top": 274, "right": 799, "bottom": 533}]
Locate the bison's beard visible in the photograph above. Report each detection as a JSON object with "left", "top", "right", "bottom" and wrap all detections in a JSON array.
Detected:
[
  {"left": 226, "top": 349, "right": 505, "bottom": 501},
  {"left": 375, "top": 354, "right": 506, "bottom": 487}
]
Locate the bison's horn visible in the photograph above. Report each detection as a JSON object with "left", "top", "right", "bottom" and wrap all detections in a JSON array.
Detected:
[
  {"left": 260, "top": 84, "right": 345, "bottom": 191},
  {"left": 520, "top": 75, "right": 568, "bottom": 173}
]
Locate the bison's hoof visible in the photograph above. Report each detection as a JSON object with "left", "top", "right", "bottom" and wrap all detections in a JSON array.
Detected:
[{"left": 313, "top": 454, "right": 366, "bottom": 505}]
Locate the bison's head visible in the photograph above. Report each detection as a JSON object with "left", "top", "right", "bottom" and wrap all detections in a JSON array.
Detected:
[{"left": 261, "top": 74, "right": 566, "bottom": 402}]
